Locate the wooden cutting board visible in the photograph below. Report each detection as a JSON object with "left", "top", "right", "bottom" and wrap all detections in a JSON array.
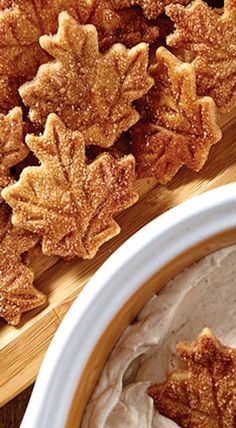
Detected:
[{"left": 0, "top": 108, "right": 236, "bottom": 407}]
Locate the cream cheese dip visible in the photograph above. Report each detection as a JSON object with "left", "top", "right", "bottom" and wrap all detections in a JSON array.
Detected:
[{"left": 82, "top": 245, "right": 236, "bottom": 428}]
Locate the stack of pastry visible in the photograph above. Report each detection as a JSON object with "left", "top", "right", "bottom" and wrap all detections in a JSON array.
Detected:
[{"left": 0, "top": 0, "right": 235, "bottom": 325}]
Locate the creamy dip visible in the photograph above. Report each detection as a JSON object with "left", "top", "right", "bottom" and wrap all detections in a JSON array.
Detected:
[{"left": 82, "top": 246, "right": 236, "bottom": 428}]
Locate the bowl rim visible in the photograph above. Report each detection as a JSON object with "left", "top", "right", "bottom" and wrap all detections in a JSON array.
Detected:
[{"left": 21, "top": 183, "right": 236, "bottom": 428}]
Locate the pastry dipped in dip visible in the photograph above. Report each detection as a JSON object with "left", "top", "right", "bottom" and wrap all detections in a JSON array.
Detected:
[{"left": 82, "top": 245, "right": 236, "bottom": 428}]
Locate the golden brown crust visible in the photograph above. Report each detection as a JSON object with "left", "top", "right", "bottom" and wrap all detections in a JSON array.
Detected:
[
  {"left": 2, "top": 0, "right": 151, "bottom": 111},
  {"left": 97, "top": 8, "right": 160, "bottom": 51},
  {"left": 131, "top": 47, "right": 222, "bottom": 184},
  {"left": 2, "top": 114, "right": 138, "bottom": 258},
  {"left": 148, "top": 328, "right": 236, "bottom": 428},
  {"left": 0, "top": 0, "right": 233, "bottom": 325},
  {"left": 166, "top": 0, "right": 236, "bottom": 112},
  {"left": 19, "top": 12, "right": 153, "bottom": 148},
  {"left": 0, "top": 204, "right": 46, "bottom": 325},
  {"left": 0, "top": 107, "right": 28, "bottom": 198},
  {"left": 0, "top": 0, "right": 84, "bottom": 113},
  {"left": 76, "top": 0, "right": 160, "bottom": 50},
  {"left": 0, "top": 0, "right": 158, "bottom": 114},
  {"left": 113, "top": 0, "right": 191, "bottom": 19}
]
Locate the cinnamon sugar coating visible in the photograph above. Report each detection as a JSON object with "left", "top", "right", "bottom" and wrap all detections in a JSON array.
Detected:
[
  {"left": 166, "top": 0, "right": 236, "bottom": 112},
  {"left": 148, "top": 328, "right": 236, "bottom": 427},
  {"left": 0, "top": 0, "right": 158, "bottom": 114},
  {"left": 113, "top": 0, "right": 191, "bottom": 19},
  {"left": 77, "top": 0, "right": 160, "bottom": 50},
  {"left": 20, "top": 12, "right": 153, "bottom": 148},
  {"left": 0, "top": 0, "right": 84, "bottom": 112},
  {"left": 0, "top": 107, "right": 28, "bottom": 199},
  {"left": 132, "top": 47, "right": 222, "bottom": 184},
  {"left": 2, "top": 114, "right": 138, "bottom": 258},
  {"left": 0, "top": 204, "right": 46, "bottom": 325}
]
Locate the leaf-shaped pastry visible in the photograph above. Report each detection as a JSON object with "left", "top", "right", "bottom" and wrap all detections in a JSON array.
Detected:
[
  {"left": 0, "top": 107, "right": 28, "bottom": 197},
  {"left": 0, "top": 0, "right": 158, "bottom": 113},
  {"left": 0, "top": 204, "right": 46, "bottom": 325},
  {"left": 0, "top": 0, "right": 83, "bottom": 113},
  {"left": 166, "top": 0, "right": 236, "bottom": 112},
  {"left": 148, "top": 328, "right": 236, "bottom": 428},
  {"left": 2, "top": 114, "right": 138, "bottom": 258},
  {"left": 114, "top": 0, "right": 191, "bottom": 19},
  {"left": 132, "top": 47, "right": 222, "bottom": 184},
  {"left": 19, "top": 12, "right": 153, "bottom": 148},
  {"left": 95, "top": 6, "right": 160, "bottom": 51},
  {"left": 77, "top": 0, "right": 160, "bottom": 50}
]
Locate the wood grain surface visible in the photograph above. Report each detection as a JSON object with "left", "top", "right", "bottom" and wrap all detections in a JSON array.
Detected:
[
  {"left": 0, "top": 386, "right": 33, "bottom": 428},
  {"left": 0, "top": 109, "right": 236, "bottom": 426}
]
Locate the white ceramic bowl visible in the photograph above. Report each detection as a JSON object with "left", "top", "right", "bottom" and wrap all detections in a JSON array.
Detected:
[{"left": 21, "top": 183, "right": 236, "bottom": 428}]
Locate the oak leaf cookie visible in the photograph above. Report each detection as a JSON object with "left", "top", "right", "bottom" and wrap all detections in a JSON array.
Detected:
[
  {"left": 20, "top": 12, "right": 153, "bottom": 148},
  {"left": 2, "top": 114, "right": 138, "bottom": 259},
  {"left": 0, "top": 204, "right": 46, "bottom": 325},
  {"left": 132, "top": 47, "right": 222, "bottom": 184},
  {"left": 148, "top": 328, "right": 236, "bottom": 427},
  {"left": 166, "top": 0, "right": 236, "bottom": 112}
]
